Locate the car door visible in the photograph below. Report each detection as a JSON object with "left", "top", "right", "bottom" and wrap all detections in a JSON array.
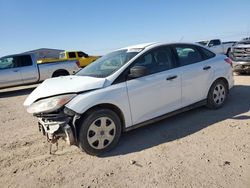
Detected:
[
  {"left": 0, "top": 56, "right": 23, "bottom": 88},
  {"left": 17, "top": 55, "right": 39, "bottom": 84},
  {"left": 126, "top": 46, "right": 182, "bottom": 125},
  {"left": 171, "top": 44, "right": 214, "bottom": 107}
]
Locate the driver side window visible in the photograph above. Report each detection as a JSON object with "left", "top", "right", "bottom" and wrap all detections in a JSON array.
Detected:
[
  {"left": 0, "top": 57, "right": 17, "bottom": 70},
  {"left": 133, "top": 46, "right": 174, "bottom": 75}
]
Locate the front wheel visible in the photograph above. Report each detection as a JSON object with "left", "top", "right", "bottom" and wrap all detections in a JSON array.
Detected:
[
  {"left": 78, "top": 109, "right": 122, "bottom": 156},
  {"left": 207, "top": 80, "right": 228, "bottom": 109}
]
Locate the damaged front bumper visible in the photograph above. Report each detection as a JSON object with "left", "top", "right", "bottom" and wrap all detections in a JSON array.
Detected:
[{"left": 36, "top": 109, "right": 80, "bottom": 146}]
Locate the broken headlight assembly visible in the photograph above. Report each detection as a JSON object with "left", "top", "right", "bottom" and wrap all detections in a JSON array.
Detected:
[{"left": 27, "top": 94, "right": 77, "bottom": 114}]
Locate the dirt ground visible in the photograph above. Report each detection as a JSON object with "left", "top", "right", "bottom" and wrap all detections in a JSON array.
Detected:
[{"left": 0, "top": 75, "right": 249, "bottom": 188}]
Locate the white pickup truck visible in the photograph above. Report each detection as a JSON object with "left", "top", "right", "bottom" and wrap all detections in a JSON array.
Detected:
[
  {"left": 0, "top": 53, "right": 81, "bottom": 89},
  {"left": 197, "top": 39, "right": 236, "bottom": 56}
]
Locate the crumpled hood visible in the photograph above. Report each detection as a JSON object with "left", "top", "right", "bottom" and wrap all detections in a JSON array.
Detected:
[{"left": 24, "top": 75, "right": 106, "bottom": 106}]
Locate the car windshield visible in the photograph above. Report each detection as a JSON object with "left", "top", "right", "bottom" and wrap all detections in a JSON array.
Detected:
[{"left": 76, "top": 49, "right": 140, "bottom": 78}]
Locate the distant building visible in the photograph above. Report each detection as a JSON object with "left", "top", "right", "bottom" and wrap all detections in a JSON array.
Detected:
[{"left": 22, "top": 48, "right": 64, "bottom": 60}]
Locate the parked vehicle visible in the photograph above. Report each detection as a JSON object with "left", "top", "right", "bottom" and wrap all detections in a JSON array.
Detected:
[
  {"left": 24, "top": 42, "right": 234, "bottom": 156},
  {"left": 0, "top": 53, "right": 81, "bottom": 89},
  {"left": 197, "top": 39, "right": 236, "bottom": 56},
  {"left": 230, "top": 37, "right": 250, "bottom": 74},
  {"left": 38, "top": 51, "right": 100, "bottom": 68}
]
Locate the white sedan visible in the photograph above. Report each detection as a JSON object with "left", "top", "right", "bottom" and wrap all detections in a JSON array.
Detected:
[{"left": 24, "top": 42, "right": 234, "bottom": 155}]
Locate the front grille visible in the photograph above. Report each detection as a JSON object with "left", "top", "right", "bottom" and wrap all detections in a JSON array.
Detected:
[{"left": 232, "top": 47, "right": 250, "bottom": 61}]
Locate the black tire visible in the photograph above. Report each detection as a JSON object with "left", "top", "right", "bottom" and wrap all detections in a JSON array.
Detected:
[
  {"left": 78, "top": 109, "right": 122, "bottom": 156},
  {"left": 206, "top": 79, "right": 228, "bottom": 109}
]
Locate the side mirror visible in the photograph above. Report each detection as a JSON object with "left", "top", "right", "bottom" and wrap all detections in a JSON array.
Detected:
[{"left": 128, "top": 66, "right": 148, "bottom": 78}]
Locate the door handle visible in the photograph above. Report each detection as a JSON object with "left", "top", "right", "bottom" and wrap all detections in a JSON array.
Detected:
[
  {"left": 13, "top": 69, "right": 19, "bottom": 72},
  {"left": 203, "top": 66, "right": 211, "bottom": 70},
  {"left": 166, "top": 75, "right": 177, "bottom": 80}
]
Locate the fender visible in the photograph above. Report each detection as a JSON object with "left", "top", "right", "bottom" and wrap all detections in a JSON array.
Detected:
[
  {"left": 205, "top": 62, "right": 233, "bottom": 96},
  {"left": 65, "top": 82, "right": 133, "bottom": 128}
]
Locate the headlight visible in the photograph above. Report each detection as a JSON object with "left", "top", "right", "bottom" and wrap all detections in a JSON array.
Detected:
[{"left": 27, "top": 94, "right": 76, "bottom": 114}]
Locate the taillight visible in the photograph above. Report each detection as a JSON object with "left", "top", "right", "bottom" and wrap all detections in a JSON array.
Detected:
[
  {"left": 76, "top": 61, "right": 81, "bottom": 68},
  {"left": 224, "top": 58, "right": 233, "bottom": 67}
]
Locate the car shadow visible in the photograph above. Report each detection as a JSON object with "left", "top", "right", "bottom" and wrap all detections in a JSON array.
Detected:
[
  {"left": 231, "top": 115, "right": 250, "bottom": 120},
  {"left": 0, "top": 87, "right": 36, "bottom": 98},
  {"left": 101, "top": 85, "right": 250, "bottom": 157}
]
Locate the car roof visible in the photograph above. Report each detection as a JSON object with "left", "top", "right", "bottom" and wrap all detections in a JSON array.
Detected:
[
  {"left": 119, "top": 42, "right": 205, "bottom": 51},
  {"left": 1, "top": 53, "right": 33, "bottom": 58}
]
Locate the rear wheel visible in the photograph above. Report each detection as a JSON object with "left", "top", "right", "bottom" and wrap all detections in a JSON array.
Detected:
[
  {"left": 78, "top": 109, "right": 121, "bottom": 156},
  {"left": 207, "top": 80, "right": 228, "bottom": 109}
]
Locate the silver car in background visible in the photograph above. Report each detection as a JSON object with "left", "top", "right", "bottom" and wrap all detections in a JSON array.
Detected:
[{"left": 0, "top": 53, "right": 81, "bottom": 89}]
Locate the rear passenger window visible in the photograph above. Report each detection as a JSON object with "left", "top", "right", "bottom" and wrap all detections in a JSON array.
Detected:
[
  {"left": 68, "top": 52, "right": 76, "bottom": 58},
  {"left": 197, "top": 47, "right": 215, "bottom": 60},
  {"left": 16, "top": 55, "right": 32, "bottom": 67},
  {"left": 173, "top": 45, "right": 202, "bottom": 66}
]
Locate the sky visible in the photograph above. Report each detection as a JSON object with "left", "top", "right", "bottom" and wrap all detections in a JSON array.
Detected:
[{"left": 0, "top": 0, "right": 250, "bottom": 57}]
